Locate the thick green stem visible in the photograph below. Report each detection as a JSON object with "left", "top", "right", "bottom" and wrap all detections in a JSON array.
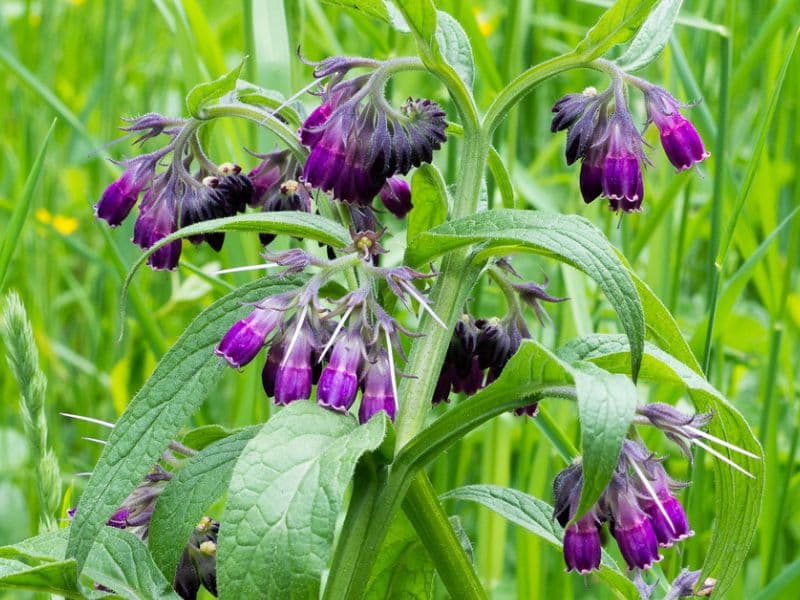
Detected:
[{"left": 402, "top": 475, "right": 487, "bottom": 599}]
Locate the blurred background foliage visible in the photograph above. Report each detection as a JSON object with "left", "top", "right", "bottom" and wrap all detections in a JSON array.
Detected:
[{"left": 0, "top": 0, "right": 798, "bottom": 598}]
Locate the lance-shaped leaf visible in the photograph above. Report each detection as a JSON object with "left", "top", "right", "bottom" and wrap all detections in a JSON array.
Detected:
[
  {"left": 218, "top": 403, "right": 386, "bottom": 599},
  {"left": 187, "top": 60, "right": 244, "bottom": 118},
  {"left": 405, "top": 209, "right": 644, "bottom": 378},
  {"left": 66, "top": 276, "right": 304, "bottom": 572},
  {"left": 615, "top": 0, "right": 684, "bottom": 72},
  {"left": 575, "top": 0, "right": 659, "bottom": 60}
]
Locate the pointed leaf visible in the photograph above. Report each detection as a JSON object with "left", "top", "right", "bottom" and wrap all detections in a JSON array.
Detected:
[
  {"left": 615, "top": 0, "right": 684, "bottom": 72},
  {"left": 435, "top": 11, "right": 474, "bottom": 89},
  {"left": 186, "top": 60, "right": 244, "bottom": 118},
  {"left": 575, "top": 0, "right": 659, "bottom": 60}
]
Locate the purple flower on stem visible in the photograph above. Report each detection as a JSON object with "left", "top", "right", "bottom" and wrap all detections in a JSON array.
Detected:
[
  {"left": 601, "top": 111, "right": 645, "bottom": 212},
  {"left": 317, "top": 327, "right": 364, "bottom": 412},
  {"left": 274, "top": 311, "right": 316, "bottom": 405},
  {"left": 379, "top": 176, "right": 413, "bottom": 218},
  {"left": 358, "top": 350, "right": 397, "bottom": 423},
  {"left": 132, "top": 190, "right": 182, "bottom": 270},
  {"left": 608, "top": 482, "right": 663, "bottom": 570},
  {"left": 215, "top": 301, "right": 287, "bottom": 368},
  {"left": 95, "top": 154, "right": 161, "bottom": 227},
  {"left": 563, "top": 511, "right": 602, "bottom": 574},
  {"left": 644, "top": 87, "right": 710, "bottom": 171}
]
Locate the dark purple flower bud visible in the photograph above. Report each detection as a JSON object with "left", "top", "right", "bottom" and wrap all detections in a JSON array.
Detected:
[
  {"left": 563, "top": 512, "right": 602, "bottom": 574},
  {"left": 215, "top": 306, "right": 284, "bottom": 368},
  {"left": 432, "top": 363, "right": 454, "bottom": 404},
  {"left": 317, "top": 328, "right": 364, "bottom": 412},
  {"left": 644, "top": 88, "right": 709, "bottom": 171},
  {"left": 609, "top": 486, "right": 662, "bottom": 570},
  {"left": 358, "top": 351, "right": 397, "bottom": 423},
  {"left": 379, "top": 176, "right": 413, "bottom": 218},
  {"left": 552, "top": 463, "right": 583, "bottom": 527},
  {"left": 579, "top": 143, "right": 606, "bottom": 204},
  {"left": 274, "top": 320, "right": 315, "bottom": 404},
  {"left": 394, "top": 98, "right": 448, "bottom": 173},
  {"left": 551, "top": 93, "right": 589, "bottom": 133},
  {"left": 248, "top": 150, "right": 293, "bottom": 206},
  {"left": 95, "top": 155, "right": 159, "bottom": 227},
  {"left": 638, "top": 465, "right": 693, "bottom": 547},
  {"left": 300, "top": 102, "right": 335, "bottom": 148},
  {"left": 179, "top": 174, "right": 252, "bottom": 252},
  {"left": 513, "top": 402, "right": 539, "bottom": 417},
  {"left": 601, "top": 112, "right": 645, "bottom": 212},
  {"left": 132, "top": 192, "right": 182, "bottom": 270},
  {"left": 261, "top": 337, "right": 285, "bottom": 398}
]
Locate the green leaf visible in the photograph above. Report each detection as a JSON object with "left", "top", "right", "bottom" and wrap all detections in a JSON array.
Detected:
[
  {"left": 186, "top": 59, "right": 245, "bottom": 118},
  {"left": 558, "top": 335, "right": 764, "bottom": 597},
  {"left": 434, "top": 11, "right": 474, "bottom": 89},
  {"left": 406, "top": 164, "right": 449, "bottom": 245},
  {"left": 150, "top": 426, "right": 258, "bottom": 581},
  {"left": 441, "top": 485, "right": 638, "bottom": 599},
  {"left": 572, "top": 362, "right": 638, "bottom": 519},
  {"left": 615, "top": 0, "right": 683, "bottom": 72},
  {"left": 66, "top": 276, "right": 303, "bottom": 572},
  {"left": 574, "top": 0, "right": 659, "bottom": 60},
  {"left": 181, "top": 424, "right": 241, "bottom": 451},
  {"left": 218, "top": 403, "right": 387, "bottom": 599},
  {"left": 392, "top": 0, "right": 438, "bottom": 46},
  {"left": 0, "top": 119, "right": 56, "bottom": 292},
  {"left": 364, "top": 513, "right": 435, "bottom": 600},
  {"left": 2, "top": 529, "right": 178, "bottom": 599},
  {"left": 405, "top": 209, "right": 644, "bottom": 378}
]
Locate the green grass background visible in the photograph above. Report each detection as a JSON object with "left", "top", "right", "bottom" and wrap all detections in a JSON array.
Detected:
[{"left": 1, "top": 0, "right": 799, "bottom": 597}]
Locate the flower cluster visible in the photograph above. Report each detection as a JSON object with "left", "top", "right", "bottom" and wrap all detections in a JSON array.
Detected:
[
  {"left": 552, "top": 75, "right": 709, "bottom": 212},
  {"left": 300, "top": 57, "right": 447, "bottom": 206},
  {"left": 434, "top": 268, "right": 565, "bottom": 412},
  {"left": 214, "top": 245, "right": 441, "bottom": 424},
  {"left": 554, "top": 403, "right": 757, "bottom": 575}
]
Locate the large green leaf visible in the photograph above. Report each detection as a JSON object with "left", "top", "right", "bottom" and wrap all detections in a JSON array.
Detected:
[
  {"left": 574, "top": 0, "right": 659, "bottom": 60},
  {"left": 615, "top": 0, "right": 683, "bottom": 72},
  {"left": 392, "top": 0, "right": 437, "bottom": 46},
  {"left": 441, "top": 485, "right": 637, "bottom": 599},
  {"left": 149, "top": 426, "right": 258, "bottom": 581},
  {"left": 558, "top": 334, "right": 764, "bottom": 597},
  {"left": 218, "top": 402, "right": 386, "bottom": 599},
  {"left": 405, "top": 209, "right": 644, "bottom": 378},
  {"left": 1, "top": 529, "right": 178, "bottom": 599},
  {"left": 363, "top": 513, "right": 435, "bottom": 600},
  {"left": 66, "top": 276, "right": 304, "bottom": 572}
]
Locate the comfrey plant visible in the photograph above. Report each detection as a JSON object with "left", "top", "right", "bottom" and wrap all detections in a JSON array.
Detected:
[{"left": 0, "top": 3, "right": 763, "bottom": 600}]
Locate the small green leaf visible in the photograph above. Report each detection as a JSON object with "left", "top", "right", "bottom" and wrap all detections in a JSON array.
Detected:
[
  {"left": 67, "top": 276, "right": 303, "bottom": 572},
  {"left": 406, "top": 164, "right": 449, "bottom": 245},
  {"left": 435, "top": 11, "right": 474, "bottom": 89},
  {"left": 575, "top": 0, "right": 659, "bottom": 60},
  {"left": 441, "top": 485, "right": 637, "bottom": 599},
  {"left": 364, "top": 513, "right": 435, "bottom": 600},
  {"left": 181, "top": 424, "right": 241, "bottom": 451},
  {"left": 558, "top": 335, "right": 763, "bottom": 597},
  {"left": 186, "top": 59, "right": 245, "bottom": 118},
  {"left": 615, "top": 0, "right": 683, "bottom": 72},
  {"left": 218, "top": 403, "right": 386, "bottom": 599},
  {"left": 405, "top": 209, "right": 644, "bottom": 379},
  {"left": 149, "top": 426, "right": 258, "bottom": 581}
]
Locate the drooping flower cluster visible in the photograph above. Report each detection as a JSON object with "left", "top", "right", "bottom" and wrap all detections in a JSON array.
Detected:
[
  {"left": 554, "top": 403, "right": 757, "bottom": 574},
  {"left": 300, "top": 57, "right": 447, "bottom": 206},
  {"left": 434, "top": 267, "right": 566, "bottom": 412},
  {"left": 551, "top": 74, "right": 709, "bottom": 212},
  {"left": 215, "top": 241, "right": 441, "bottom": 424}
]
